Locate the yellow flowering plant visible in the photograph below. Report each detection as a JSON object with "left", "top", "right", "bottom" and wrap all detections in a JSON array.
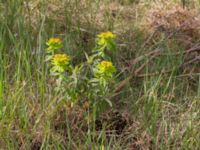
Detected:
[
  {"left": 93, "top": 61, "right": 116, "bottom": 87},
  {"left": 51, "top": 54, "right": 70, "bottom": 73},
  {"left": 94, "top": 61, "right": 116, "bottom": 79},
  {"left": 46, "top": 38, "right": 63, "bottom": 53},
  {"left": 97, "top": 31, "right": 116, "bottom": 47},
  {"left": 45, "top": 38, "right": 64, "bottom": 63},
  {"left": 45, "top": 32, "right": 117, "bottom": 114},
  {"left": 95, "top": 31, "right": 116, "bottom": 58}
]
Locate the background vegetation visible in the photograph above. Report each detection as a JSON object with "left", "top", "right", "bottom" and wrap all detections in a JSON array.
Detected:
[{"left": 0, "top": 0, "right": 200, "bottom": 149}]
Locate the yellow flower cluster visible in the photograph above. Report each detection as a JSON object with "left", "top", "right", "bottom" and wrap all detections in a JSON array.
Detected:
[
  {"left": 52, "top": 54, "right": 70, "bottom": 66},
  {"left": 95, "top": 61, "right": 116, "bottom": 78},
  {"left": 51, "top": 54, "right": 70, "bottom": 73},
  {"left": 96, "top": 31, "right": 116, "bottom": 51},
  {"left": 98, "top": 61, "right": 113, "bottom": 68},
  {"left": 46, "top": 38, "right": 63, "bottom": 53},
  {"left": 48, "top": 38, "right": 61, "bottom": 44},
  {"left": 97, "top": 31, "right": 116, "bottom": 39}
]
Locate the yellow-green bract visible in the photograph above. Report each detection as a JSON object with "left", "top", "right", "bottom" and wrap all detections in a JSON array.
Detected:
[
  {"left": 96, "top": 31, "right": 116, "bottom": 50},
  {"left": 46, "top": 38, "right": 63, "bottom": 53},
  {"left": 94, "top": 61, "right": 116, "bottom": 78},
  {"left": 51, "top": 54, "right": 70, "bottom": 73}
]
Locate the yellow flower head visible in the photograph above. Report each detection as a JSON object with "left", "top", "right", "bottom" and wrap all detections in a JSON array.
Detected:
[
  {"left": 96, "top": 32, "right": 116, "bottom": 51},
  {"left": 95, "top": 61, "right": 116, "bottom": 78},
  {"left": 46, "top": 38, "right": 63, "bottom": 53},
  {"left": 97, "top": 31, "right": 116, "bottom": 39},
  {"left": 98, "top": 61, "right": 113, "bottom": 68},
  {"left": 48, "top": 38, "right": 61, "bottom": 44},
  {"left": 51, "top": 54, "right": 70, "bottom": 73}
]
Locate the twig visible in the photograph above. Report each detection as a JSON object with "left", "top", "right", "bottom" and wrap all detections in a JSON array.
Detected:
[{"left": 129, "top": 48, "right": 161, "bottom": 66}]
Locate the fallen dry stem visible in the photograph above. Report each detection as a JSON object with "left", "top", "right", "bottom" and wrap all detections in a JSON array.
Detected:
[{"left": 112, "top": 44, "right": 200, "bottom": 98}]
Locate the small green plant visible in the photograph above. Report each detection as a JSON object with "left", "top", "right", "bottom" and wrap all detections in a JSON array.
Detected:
[{"left": 45, "top": 32, "right": 117, "bottom": 113}]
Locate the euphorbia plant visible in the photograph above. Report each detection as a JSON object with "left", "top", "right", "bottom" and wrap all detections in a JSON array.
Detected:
[{"left": 45, "top": 32, "right": 117, "bottom": 114}]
